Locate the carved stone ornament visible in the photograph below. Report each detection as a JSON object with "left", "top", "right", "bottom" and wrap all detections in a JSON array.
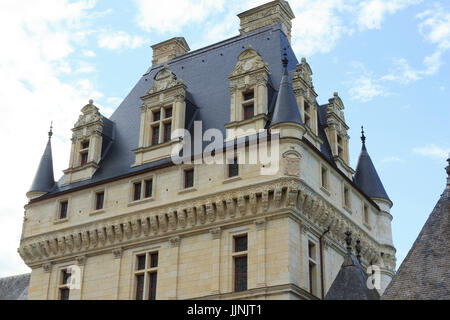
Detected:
[
  {"left": 147, "top": 65, "right": 183, "bottom": 95},
  {"left": 230, "top": 46, "right": 268, "bottom": 78}
]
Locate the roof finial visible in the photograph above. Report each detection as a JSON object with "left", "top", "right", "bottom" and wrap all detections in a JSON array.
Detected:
[
  {"left": 344, "top": 231, "right": 352, "bottom": 253},
  {"left": 355, "top": 239, "right": 362, "bottom": 263},
  {"left": 361, "top": 126, "right": 366, "bottom": 145},
  {"left": 282, "top": 47, "right": 288, "bottom": 70},
  {"left": 48, "top": 121, "right": 53, "bottom": 139}
]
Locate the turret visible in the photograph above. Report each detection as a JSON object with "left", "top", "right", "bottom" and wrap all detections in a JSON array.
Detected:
[
  {"left": 26, "top": 124, "right": 55, "bottom": 200},
  {"left": 269, "top": 49, "right": 305, "bottom": 139}
]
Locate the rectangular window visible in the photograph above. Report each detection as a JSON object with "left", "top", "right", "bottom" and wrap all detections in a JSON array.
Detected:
[
  {"left": 59, "top": 201, "right": 68, "bottom": 219},
  {"left": 81, "top": 141, "right": 89, "bottom": 150},
  {"left": 134, "top": 251, "right": 158, "bottom": 300},
  {"left": 80, "top": 152, "right": 88, "bottom": 166},
  {"left": 95, "top": 191, "right": 104, "bottom": 210},
  {"left": 234, "top": 256, "right": 247, "bottom": 292},
  {"left": 148, "top": 273, "right": 157, "bottom": 300},
  {"left": 243, "top": 104, "right": 254, "bottom": 120},
  {"left": 163, "top": 123, "right": 171, "bottom": 143},
  {"left": 321, "top": 166, "right": 328, "bottom": 189},
  {"left": 344, "top": 186, "right": 350, "bottom": 208},
  {"left": 133, "top": 182, "right": 142, "bottom": 201},
  {"left": 308, "top": 241, "right": 317, "bottom": 296},
  {"left": 59, "top": 269, "right": 71, "bottom": 300},
  {"left": 151, "top": 126, "right": 160, "bottom": 145},
  {"left": 164, "top": 107, "right": 172, "bottom": 118},
  {"left": 304, "top": 102, "right": 311, "bottom": 128},
  {"left": 144, "top": 179, "right": 153, "bottom": 198},
  {"left": 337, "top": 135, "right": 344, "bottom": 158},
  {"left": 184, "top": 169, "right": 194, "bottom": 189},
  {"left": 243, "top": 91, "right": 254, "bottom": 101},
  {"left": 135, "top": 274, "right": 145, "bottom": 300},
  {"left": 363, "top": 204, "right": 369, "bottom": 225},
  {"left": 153, "top": 110, "right": 160, "bottom": 122},
  {"left": 233, "top": 234, "right": 248, "bottom": 292},
  {"left": 228, "top": 158, "right": 239, "bottom": 178}
]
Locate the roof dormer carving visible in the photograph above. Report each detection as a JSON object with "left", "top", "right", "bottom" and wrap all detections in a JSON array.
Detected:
[
  {"left": 146, "top": 65, "right": 184, "bottom": 95},
  {"left": 230, "top": 46, "right": 269, "bottom": 79}
]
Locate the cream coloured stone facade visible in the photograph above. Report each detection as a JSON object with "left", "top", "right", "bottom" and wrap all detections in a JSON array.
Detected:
[{"left": 20, "top": 0, "right": 396, "bottom": 300}]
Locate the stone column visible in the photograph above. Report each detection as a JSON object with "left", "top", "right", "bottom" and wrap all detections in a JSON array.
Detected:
[
  {"left": 210, "top": 228, "right": 222, "bottom": 294},
  {"left": 112, "top": 248, "right": 123, "bottom": 299},
  {"left": 43, "top": 263, "right": 52, "bottom": 299},
  {"left": 167, "top": 236, "right": 180, "bottom": 299},
  {"left": 254, "top": 219, "right": 266, "bottom": 287}
]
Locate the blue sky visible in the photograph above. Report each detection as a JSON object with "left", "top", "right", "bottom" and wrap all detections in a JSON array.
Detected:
[{"left": 0, "top": 0, "right": 448, "bottom": 277}]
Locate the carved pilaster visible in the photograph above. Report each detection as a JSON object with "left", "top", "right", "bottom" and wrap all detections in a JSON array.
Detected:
[
  {"left": 112, "top": 248, "right": 123, "bottom": 259},
  {"left": 169, "top": 236, "right": 180, "bottom": 248},
  {"left": 210, "top": 227, "right": 222, "bottom": 240}
]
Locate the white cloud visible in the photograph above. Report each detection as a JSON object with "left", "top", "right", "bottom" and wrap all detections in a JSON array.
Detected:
[
  {"left": 357, "top": 0, "right": 422, "bottom": 30},
  {"left": 82, "top": 49, "right": 96, "bottom": 57},
  {"left": 134, "top": 0, "right": 225, "bottom": 33},
  {"left": 97, "top": 31, "right": 146, "bottom": 50},
  {"left": 413, "top": 145, "right": 450, "bottom": 160},
  {"left": 0, "top": 0, "right": 103, "bottom": 277},
  {"left": 347, "top": 62, "right": 386, "bottom": 102}
]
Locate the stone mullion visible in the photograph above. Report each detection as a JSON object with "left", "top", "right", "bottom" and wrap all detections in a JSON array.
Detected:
[
  {"left": 254, "top": 219, "right": 266, "bottom": 287},
  {"left": 209, "top": 228, "right": 222, "bottom": 294}
]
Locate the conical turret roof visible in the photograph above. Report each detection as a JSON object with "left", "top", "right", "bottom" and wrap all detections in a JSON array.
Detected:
[
  {"left": 28, "top": 126, "right": 55, "bottom": 195},
  {"left": 269, "top": 50, "right": 303, "bottom": 127},
  {"left": 383, "top": 157, "right": 450, "bottom": 299},
  {"left": 354, "top": 128, "right": 390, "bottom": 201}
]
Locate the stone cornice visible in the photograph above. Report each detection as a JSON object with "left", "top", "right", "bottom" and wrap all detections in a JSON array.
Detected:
[{"left": 19, "top": 177, "right": 395, "bottom": 271}]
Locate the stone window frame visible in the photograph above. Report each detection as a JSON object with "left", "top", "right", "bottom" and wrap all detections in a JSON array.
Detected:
[
  {"left": 223, "top": 155, "right": 242, "bottom": 184},
  {"left": 56, "top": 265, "right": 74, "bottom": 300},
  {"left": 148, "top": 105, "right": 174, "bottom": 147},
  {"left": 306, "top": 236, "right": 320, "bottom": 297},
  {"left": 128, "top": 174, "right": 156, "bottom": 206},
  {"left": 241, "top": 88, "right": 255, "bottom": 121},
  {"left": 362, "top": 201, "right": 371, "bottom": 230},
  {"left": 342, "top": 182, "right": 352, "bottom": 214},
  {"left": 178, "top": 164, "right": 198, "bottom": 194},
  {"left": 78, "top": 138, "right": 90, "bottom": 167},
  {"left": 54, "top": 197, "right": 71, "bottom": 224},
  {"left": 319, "top": 163, "right": 330, "bottom": 196},
  {"left": 227, "top": 226, "right": 250, "bottom": 293},
  {"left": 90, "top": 187, "right": 107, "bottom": 216},
  {"left": 130, "top": 245, "right": 161, "bottom": 300}
]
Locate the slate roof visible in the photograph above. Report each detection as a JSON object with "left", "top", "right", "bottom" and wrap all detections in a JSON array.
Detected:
[
  {"left": 269, "top": 56, "right": 303, "bottom": 127},
  {"left": 354, "top": 140, "right": 390, "bottom": 201},
  {"left": 0, "top": 273, "right": 30, "bottom": 300},
  {"left": 28, "top": 132, "right": 55, "bottom": 194},
  {"left": 383, "top": 159, "right": 450, "bottom": 300}
]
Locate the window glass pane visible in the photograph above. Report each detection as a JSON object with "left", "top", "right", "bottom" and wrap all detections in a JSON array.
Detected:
[
  {"left": 185, "top": 169, "right": 194, "bottom": 188},
  {"left": 60, "top": 288, "right": 70, "bottom": 300},
  {"left": 165, "top": 107, "right": 172, "bottom": 118},
  {"left": 152, "top": 126, "right": 159, "bottom": 145},
  {"left": 163, "top": 123, "right": 171, "bottom": 142},
  {"left": 145, "top": 180, "right": 153, "bottom": 198},
  {"left": 234, "top": 235, "right": 247, "bottom": 252},
  {"left": 153, "top": 111, "right": 160, "bottom": 121},
  {"left": 228, "top": 158, "right": 239, "bottom": 178},
  {"left": 137, "top": 255, "right": 146, "bottom": 270},
  {"left": 61, "top": 269, "right": 70, "bottom": 285},
  {"left": 243, "top": 91, "right": 254, "bottom": 101},
  {"left": 149, "top": 273, "right": 157, "bottom": 300},
  {"left": 134, "top": 182, "right": 142, "bottom": 201},
  {"left": 60, "top": 202, "right": 68, "bottom": 219},
  {"left": 82, "top": 141, "right": 89, "bottom": 149},
  {"left": 81, "top": 152, "right": 88, "bottom": 166},
  {"left": 96, "top": 192, "right": 104, "bottom": 210},
  {"left": 244, "top": 105, "right": 254, "bottom": 120},
  {"left": 135, "top": 275, "right": 145, "bottom": 300},
  {"left": 150, "top": 253, "right": 158, "bottom": 268},
  {"left": 235, "top": 256, "right": 247, "bottom": 292}
]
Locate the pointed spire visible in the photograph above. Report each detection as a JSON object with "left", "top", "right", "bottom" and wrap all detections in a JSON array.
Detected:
[
  {"left": 354, "top": 127, "right": 390, "bottom": 201},
  {"left": 27, "top": 124, "right": 55, "bottom": 198},
  {"left": 269, "top": 47, "right": 303, "bottom": 127},
  {"left": 325, "top": 230, "right": 380, "bottom": 300}
]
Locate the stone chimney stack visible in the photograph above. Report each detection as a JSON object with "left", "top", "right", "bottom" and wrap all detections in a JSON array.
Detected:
[
  {"left": 151, "top": 37, "right": 190, "bottom": 66},
  {"left": 237, "top": 0, "right": 295, "bottom": 43}
]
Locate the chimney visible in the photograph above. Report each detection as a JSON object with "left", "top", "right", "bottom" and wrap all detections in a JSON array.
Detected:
[
  {"left": 237, "top": 0, "right": 295, "bottom": 43},
  {"left": 151, "top": 37, "right": 190, "bottom": 66}
]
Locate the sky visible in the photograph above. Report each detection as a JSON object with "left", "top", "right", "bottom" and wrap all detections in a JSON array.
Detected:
[{"left": 0, "top": 0, "right": 448, "bottom": 278}]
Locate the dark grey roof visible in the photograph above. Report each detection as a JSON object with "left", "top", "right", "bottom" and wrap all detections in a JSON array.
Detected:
[
  {"left": 317, "top": 104, "right": 335, "bottom": 163},
  {"left": 354, "top": 143, "right": 390, "bottom": 201},
  {"left": 0, "top": 273, "right": 30, "bottom": 300},
  {"left": 383, "top": 159, "right": 450, "bottom": 300},
  {"left": 269, "top": 63, "right": 303, "bottom": 127},
  {"left": 325, "top": 251, "right": 380, "bottom": 300},
  {"left": 28, "top": 136, "right": 55, "bottom": 194}
]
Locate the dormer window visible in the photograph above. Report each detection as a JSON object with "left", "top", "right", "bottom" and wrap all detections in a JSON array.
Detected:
[
  {"left": 149, "top": 106, "right": 173, "bottom": 146},
  {"left": 80, "top": 140, "right": 89, "bottom": 166},
  {"left": 304, "top": 102, "right": 311, "bottom": 128},
  {"left": 242, "top": 90, "right": 255, "bottom": 120},
  {"left": 337, "top": 135, "right": 344, "bottom": 158}
]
